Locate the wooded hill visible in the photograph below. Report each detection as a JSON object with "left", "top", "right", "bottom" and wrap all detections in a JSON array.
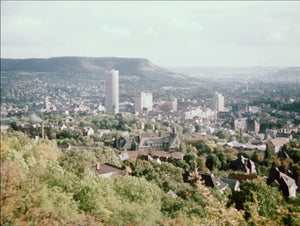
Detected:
[{"left": 1, "top": 57, "right": 188, "bottom": 79}]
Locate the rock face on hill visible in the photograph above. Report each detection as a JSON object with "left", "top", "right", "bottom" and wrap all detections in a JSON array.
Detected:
[{"left": 1, "top": 57, "right": 187, "bottom": 79}]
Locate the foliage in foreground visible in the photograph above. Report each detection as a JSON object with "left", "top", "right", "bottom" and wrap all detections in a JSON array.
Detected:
[{"left": 1, "top": 131, "right": 299, "bottom": 225}]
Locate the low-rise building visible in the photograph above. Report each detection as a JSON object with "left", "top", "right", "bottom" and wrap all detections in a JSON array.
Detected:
[
  {"left": 268, "top": 168, "right": 298, "bottom": 198},
  {"left": 268, "top": 137, "right": 289, "bottom": 154},
  {"left": 90, "top": 163, "right": 126, "bottom": 179},
  {"left": 230, "top": 155, "right": 257, "bottom": 174}
]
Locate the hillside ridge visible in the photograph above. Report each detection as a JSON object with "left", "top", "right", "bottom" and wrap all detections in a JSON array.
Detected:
[{"left": 1, "top": 56, "right": 188, "bottom": 79}]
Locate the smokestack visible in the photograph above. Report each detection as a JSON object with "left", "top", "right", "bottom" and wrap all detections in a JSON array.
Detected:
[{"left": 96, "top": 163, "right": 101, "bottom": 170}]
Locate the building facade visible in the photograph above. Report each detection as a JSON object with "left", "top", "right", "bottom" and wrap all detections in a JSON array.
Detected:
[
  {"left": 135, "top": 92, "right": 153, "bottom": 114},
  {"left": 214, "top": 92, "right": 225, "bottom": 112},
  {"left": 105, "top": 69, "right": 119, "bottom": 114}
]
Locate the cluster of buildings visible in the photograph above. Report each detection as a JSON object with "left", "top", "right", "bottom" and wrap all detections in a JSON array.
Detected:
[{"left": 90, "top": 152, "right": 297, "bottom": 198}]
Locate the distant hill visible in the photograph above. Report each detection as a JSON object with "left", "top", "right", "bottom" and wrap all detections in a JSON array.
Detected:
[
  {"left": 1, "top": 57, "right": 188, "bottom": 79},
  {"left": 272, "top": 67, "right": 300, "bottom": 81},
  {"left": 167, "top": 66, "right": 281, "bottom": 79}
]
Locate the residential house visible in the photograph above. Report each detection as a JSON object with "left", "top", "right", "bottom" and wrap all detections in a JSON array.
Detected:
[
  {"left": 59, "top": 124, "right": 68, "bottom": 131},
  {"left": 268, "top": 137, "right": 289, "bottom": 154},
  {"left": 117, "top": 136, "right": 134, "bottom": 150},
  {"left": 117, "top": 129, "right": 181, "bottom": 152},
  {"left": 83, "top": 127, "right": 94, "bottom": 136},
  {"left": 226, "top": 141, "right": 246, "bottom": 150},
  {"left": 268, "top": 168, "right": 298, "bottom": 198},
  {"left": 251, "top": 133, "right": 265, "bottom": 145},
  {"left": 220, "top": 178, "right": 240, "bottom": 191},
  {"left": 138, "top": 134, "right": 180, "bottom": 152},
  {"left": 97, "top": 129, "right": 111, "bottom": 137},
  {"left": 118, "top": 152, "right": 130, "bottom": 161},
  {"left": 234, "top": 118, "right": 247, "bottom": 131},
  {"left": 90, "top": 163, "right": 126, "bottom": 179},
  {"left": 199, "top": 172, "right": 229, "bottom": 194},
  {"left": 230, "top": 155, "right": 257, "bottom": 174},
  {"left": 247, "top": 119, "right": 260, "bottom": 134},
  {"left": 219, "top": 141, "right": 266, "bottom": 153}
]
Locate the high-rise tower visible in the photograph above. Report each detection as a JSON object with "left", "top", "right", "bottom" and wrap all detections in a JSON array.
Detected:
[
  {"left": 135, "top": 92, "right": 153, "bottom": 114},
  {"left": 214, "top": 92, "right": 224, "bottom": 112},
  {"left": 105, "top": 69, "right": 119, "bottom": 114}
]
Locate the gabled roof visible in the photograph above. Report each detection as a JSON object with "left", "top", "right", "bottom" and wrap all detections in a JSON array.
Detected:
[
  {"left": 226, "top": 141, "right": 246, "bottom": 149},
  {"left": 276, "top": 168, "right": 297, "bottom": 188},
  {"left": 170, "top": 152, "right": 184, "bottom": 160},
  {"left": 118, "top": 137, "right": 132, "bottom": 150},
  {"left": 232, "top": 155, "right": 257, "bottom": 174},
  {"left": 268, "top": 168, "right": 298, "bottom": 198},
  {"left": 139, "top": 136, "right": 170, "bottom": 147},
  {"left": 119, "top": 152, "right": 129, "bottom": 161},
  {"left": 166, "top": 190, "right": 178, "bottom": 199},
  {"left": 138, "top": 134, "right": 180, "bottom": 149},
  {"left": 199, "top": 172, "right": 229, "bottom": 191},
  {"left": 122, "top": 151, "right": 145, "bottom": 159},
  {"left": 220, "top": 178, "right": 240, "bottom": 191},
  {"left": 90, "top": 163, "right": 125, "bottom": 177}
]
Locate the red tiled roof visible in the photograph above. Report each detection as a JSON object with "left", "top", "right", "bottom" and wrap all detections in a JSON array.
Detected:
[
  {"left": 91, "top": 163, "right": 124, "bottom": 175},
  {"left": 170, "top": 152, "right": 184, "bottom": 160}
]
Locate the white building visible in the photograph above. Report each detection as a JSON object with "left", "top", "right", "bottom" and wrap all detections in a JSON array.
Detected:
[
  {"left": 135, "top": 92, "right": 153, "bottom": 114},
  {"left": 170, "top": 98, "right": 178, "bottom": 112},
  {"left": 214, "top": 92, "right": 225, "bottom": 112},
  {"left": 45, "top": 96, "right": 50, "bottom": 110},
  {"left": 105, "top": 69, "right": 119, "bottom": 114}
]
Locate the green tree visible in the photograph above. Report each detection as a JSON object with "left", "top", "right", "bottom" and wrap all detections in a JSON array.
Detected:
[
  {"left": 238, "top": 129, "right": 246, "bottom": 143},
  {"left": 130, "top": 137, "right": 136, "bottom": 150},
  {"left": 195, "top": 124, "right": 200, "bottom": 133},
  {"left": 196, "top": 157, "right": 206, "bottom": 171},
  {"left": 184, "top": 153, "right": 197, "bottom": 170},
  {"left": 217, "top": 152, "right": 227, "bottom": 170},
  {"left": 206, "top": 154, "right": 221, "bottom": 171},
  {"left": 264, "top": 131, "right": 269, "bottom": 140},
  {"left": 264, "top": 143, "right": 272, "bottom": 160},
  {"left": 252, "top": 151, "right": 259, "bottom": 163},
  {"left": 216, "top": 130, "right": 231, "bottom": 141},
  {"left": 229, "top": 177, "right": 284, "bottom": 221},
  {"left": 10, "top": 122, "right": 19, "bottom": 131}
]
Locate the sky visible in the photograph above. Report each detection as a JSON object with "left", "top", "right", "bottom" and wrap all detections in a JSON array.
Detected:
[{"left": 1, "top": 1, "right": 300, "bottom": 67}]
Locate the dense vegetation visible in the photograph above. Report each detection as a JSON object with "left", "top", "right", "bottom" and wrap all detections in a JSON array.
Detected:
[{"left": 1, "top": 131, "right": 300, "bottom": 225}]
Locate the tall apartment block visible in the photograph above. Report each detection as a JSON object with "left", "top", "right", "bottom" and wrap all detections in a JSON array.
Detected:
[
  {"left": 135, "top": 92, "right": 153, "bottom": 114},
  {"left": 214, "top": 92, "right": 225, "bottom": 112},
  {"left": 105, "top": 69, "right": 119, "bottom": 114}
]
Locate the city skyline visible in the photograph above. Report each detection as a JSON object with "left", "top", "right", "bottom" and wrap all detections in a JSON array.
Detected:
[{"left": 1, "top": 1, "right": 300, "bottom": 67}]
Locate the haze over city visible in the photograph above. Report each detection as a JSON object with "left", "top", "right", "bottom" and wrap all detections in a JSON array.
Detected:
[{"left": 2, "top": 1, "right": 300, "bottom": 67}]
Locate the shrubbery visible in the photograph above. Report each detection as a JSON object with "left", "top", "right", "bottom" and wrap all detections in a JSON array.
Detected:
[{"left": 1, "top": 131, "right": 299, "bottom": 225}]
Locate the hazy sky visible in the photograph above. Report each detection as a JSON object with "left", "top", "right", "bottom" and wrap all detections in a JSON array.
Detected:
[{"left": 1, "top": 1, "right": 300, "bottom": 67}]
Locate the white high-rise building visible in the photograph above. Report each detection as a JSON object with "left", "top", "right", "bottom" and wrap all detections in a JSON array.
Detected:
[
  {"left": 105, "top": 69, "right": 119, "bottom": 114},
  {"left": 45, "top": 96, "right": 50, "bottom": 110},
  {"left": 135, "top": 92, "right": 153, "bottom": 114},
  {"left": 214, "top": 92, "right": 225, "bottom": 112}
]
